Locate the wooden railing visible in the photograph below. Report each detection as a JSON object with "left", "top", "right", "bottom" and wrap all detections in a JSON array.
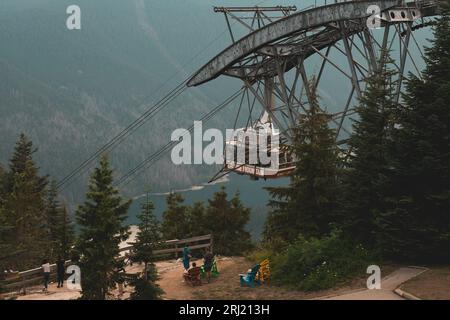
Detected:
[
  {"left": 119, "top": 234, "right": 213, "bottom": 259},
  {"left": 0, "top": 234, "right": 213, "bottom": 295},
  {"left": 0, "top": 260, "right": 71, "bottom": 294}
]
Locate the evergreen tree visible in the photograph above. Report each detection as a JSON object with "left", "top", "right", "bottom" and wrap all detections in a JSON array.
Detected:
[
  {"left": 228, "top": 191, "right": 252, "bottom": 252},
  {"left": 130, "top": 193, "right": 164, "bottom": 300},
  {"left": 0, "top": 165, "right": 6, "bottom": 201},
  {"left": 0, "top": 207, "right": 17, "bottom": 295},
  {"left": 342, "top": 58, "right": 398, "bottom": 247},
  {"left": 130, "top": 266, "right": 162, "bottom": 300},
  {"left": 43, "top": 182, "right": 75, "bottom": 260},
  {"left": 2, "top": 134, "right": 49, "bottom": 269},
  {"left": 56, "top": 204, "right": 75, "bottom": 260},
  {"left": 0, "top": 165, "right": 11, "bottom": 271},
  {"left": 161, "top": 193, "right": 190, "bottom": 240},
  {"left": 0, "top": 207, "right": 17, "bottom": 272},
  {"left": 204, "top": 187, "right": 252, "bottom": 256},
  {"left": 265, "top": 83, "right": 341, "bottom": 242},
  {"left": 189, "top": 201, "right": 207, "bottom": 236},
  {"left": 76, "top": 155, "right": 131, "bottom": 299},
  {"left": 44, "top": 180, "right": 61, "bottom": 259},
  {"left": 6, "top": 134, "right": 47, "bottom": 192},
  {"left": 377, "top": 12, "right": 450, "bottom": 262}
]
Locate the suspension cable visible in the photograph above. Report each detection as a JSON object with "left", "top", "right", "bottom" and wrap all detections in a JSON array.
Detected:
[{"left": 114, "top": 88, "right": 245, "bottom": 188}]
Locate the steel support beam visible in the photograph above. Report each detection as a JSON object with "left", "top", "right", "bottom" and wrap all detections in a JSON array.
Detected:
[{"left": 188, "top": 0, "right": 399, "bottom": 86}]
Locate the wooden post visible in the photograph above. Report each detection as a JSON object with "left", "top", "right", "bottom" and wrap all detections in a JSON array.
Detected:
[
  {"left": 210, "top": 234, "right": 214, "bottom": 254},
  {"left": 19, "top": 273, "right": 26, "bottom": 295},
  {"left": 175, "top": 243, "right": 178, "bottom": 259}
]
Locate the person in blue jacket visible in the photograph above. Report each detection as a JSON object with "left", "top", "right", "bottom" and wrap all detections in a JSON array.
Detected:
[{"left": 182, "top": 245, "right": 191, "bottom": 271}]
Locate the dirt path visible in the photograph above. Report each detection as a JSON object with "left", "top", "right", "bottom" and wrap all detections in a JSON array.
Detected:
[
  {"left": 16, "top": 257, "right": 413, "bottom": 300},
  {"left": 16, "top": 283, "right": 81, "bottom": 300},
  {"left": 156, "top": 257, "right": 394, "bottom": 300},
  {"left": 157, "top": 258, "right": 231, "bottom": 300}
]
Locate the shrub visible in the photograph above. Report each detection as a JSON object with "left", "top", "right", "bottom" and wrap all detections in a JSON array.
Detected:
[
  {"left": 271, "top": 230, "right": 374, "bottom": 291},
  {"left": 247, "top": 246, "right": 274, "bottom": 263}
]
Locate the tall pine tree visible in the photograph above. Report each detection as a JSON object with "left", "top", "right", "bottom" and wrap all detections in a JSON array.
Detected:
[
  {"left": 0, "top": 166, "right": 13, "bottom": 271},
  {"left": 342, "top": 57, "right": 398, "bottom": 247},
  {"left": 44, "top": 180, "right": 61, "bottom": 259},
  {"left": 189, "top": 201, "right": 207, "bottom": 236},
  {"left": 43, "top": 182, "right": 75, "bottom": 260},
  {"left": 76, "top": 155, "right": 131, "bottom": 299},
  {"left": 2, "top": 134, "right": 49, "bottom": 269},
  {"left": 161, "top": 193, "right": 190, "bottom": 240},
  {"left": 377, "top": 11, "right": 450, "bottom": 262},
  {"left": 204, "top": 187, "right": 252, "bottom": 256},
  {"left": 0, "top": 165, "right": 6, "bottom": 200},
  {"left": 130, "top": 193, "right": 164, "bottom": 300},
  {"left": 0, "top": 207, "right": 17, "bottom": 272},
  {"left": 265, "top": 82, "right": 341, "bottom": 242},
  {"left": 56, "top": 204, "right": 75, "bottom": 260}
]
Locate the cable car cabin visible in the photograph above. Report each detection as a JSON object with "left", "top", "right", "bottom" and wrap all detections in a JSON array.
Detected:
[{"left": 224, "top": 121, "right": 296, "bottom": 179}]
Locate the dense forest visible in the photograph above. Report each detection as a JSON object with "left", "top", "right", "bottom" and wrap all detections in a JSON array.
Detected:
[{"left": 259, "top": 6, "right": 450, "bottom": 290}]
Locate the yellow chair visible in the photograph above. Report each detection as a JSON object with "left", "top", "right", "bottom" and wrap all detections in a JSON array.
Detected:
[{"left": 256, "top": 258, "right": 270, "bottom": 284}]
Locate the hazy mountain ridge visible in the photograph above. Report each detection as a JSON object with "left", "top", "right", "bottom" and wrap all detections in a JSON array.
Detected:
[{"left": 0, "top": 0, "right": 235, "bottom": 202}]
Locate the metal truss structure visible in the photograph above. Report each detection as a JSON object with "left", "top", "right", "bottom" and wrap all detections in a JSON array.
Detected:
[{"left": 187, "top": 1, "right": 441, "bottom": 180}]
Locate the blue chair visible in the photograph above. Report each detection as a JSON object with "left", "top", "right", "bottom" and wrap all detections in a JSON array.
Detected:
[{"left": 239, "top": 264, "right": 261, "bottom": 287}]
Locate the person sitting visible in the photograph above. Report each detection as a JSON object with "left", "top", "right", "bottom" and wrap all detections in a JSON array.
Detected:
[{"left": 183, "top": 262, "right": 201, "bottom": 286}]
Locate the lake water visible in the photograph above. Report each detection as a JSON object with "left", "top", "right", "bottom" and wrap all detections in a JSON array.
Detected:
[{"left": 126, "top": 173, "right": 289, "bottom": 240}]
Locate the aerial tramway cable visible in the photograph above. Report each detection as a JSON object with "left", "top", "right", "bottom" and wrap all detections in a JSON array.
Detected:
[
  {"left": 114, "top": 88, "right": 245, "bottom": 188},
  {"left": 56, "top": 20, "right": 243, "bottom": 191},
  {"left": 57, "top": 82, "right": 188, "bottom": 191}
]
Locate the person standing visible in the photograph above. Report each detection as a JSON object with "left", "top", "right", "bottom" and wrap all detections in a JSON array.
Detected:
[
  {"left": 182, "top": 245, "right": 191, "bottom": 271},
  {"left": 42, "top": 259, "right": 51, "bottom": 292},
  {"left": 115, "top": 266, "right": 126, "bottom": 298},
  {"left": 56, "top": 257, "right": 65, "bottom": 288},
  {"left": 203, "top": 248, "right": 214, "bottom": 283}
]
